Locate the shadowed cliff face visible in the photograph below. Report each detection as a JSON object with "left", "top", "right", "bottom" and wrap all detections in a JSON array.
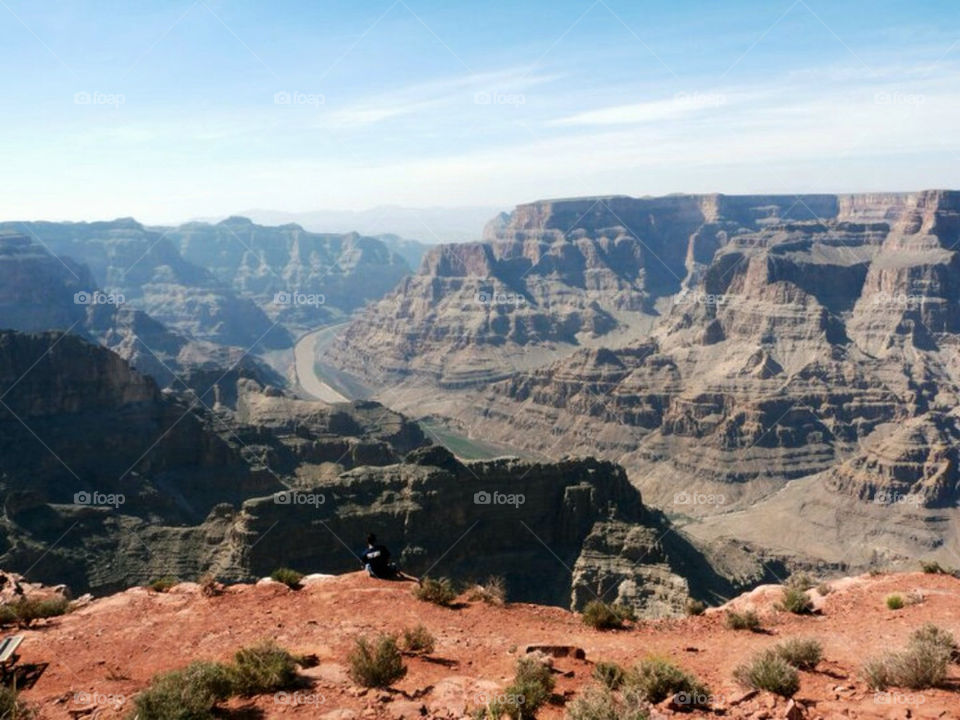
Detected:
[
  {"left": 322, "top": 191, "right": 960, "bottom": 567},
  {"left": 0, "top": 330, "right": 751, "bottom": 613}
]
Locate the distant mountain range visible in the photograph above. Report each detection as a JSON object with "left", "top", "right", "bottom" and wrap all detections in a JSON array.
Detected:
[
  {"left": 204, "top": 205, "right": 504, "bottom": 246},
  {"left": 1, "top": 217, "right": 418, "bottom": 348}
]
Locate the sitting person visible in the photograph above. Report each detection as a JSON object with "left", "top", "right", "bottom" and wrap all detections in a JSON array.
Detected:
[
  {"left": 360, "top": 533, "right": 420, "bottom": 583},
  {"left": 361, "top": 533, "right": 395, "bottom": 578}
]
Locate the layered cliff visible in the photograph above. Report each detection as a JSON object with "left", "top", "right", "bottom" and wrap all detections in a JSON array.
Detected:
[
  {"left": 0, "top": 330, "right": 750, "bottom": 613},
  {"left": 323, "top": 191, "right": 960, "bottom": 566}
]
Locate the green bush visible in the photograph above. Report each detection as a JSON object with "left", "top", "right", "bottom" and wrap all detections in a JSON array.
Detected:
[
  {"left": 502, "top": 656, "right": 555, "bottom": 720},
  {"left": 0, "top": 605, "right": 18, "bottom": 626},
  {"left": 628, "top": 658, "right": 709, "bottom": 706},
  {"left": 401, "top": 624, "right": 436, "bottom": 655},
  {"left": 413, "top": 577, "right": 458, "bottom": 606},
  {"left": 779, "top": 587, "right": 814, "bottom": 615},
  {"left": 816, "top": 583, "right": 832, "bottom": 596},
  {"left": 774, "top": 638, "right": 823, "bottom": 670},
  {"left": 725, "top": 610, "right": 760, "bottom": 631},
  {"left": 270, "top": 568, "right": 304, "bottom": 589},
  {"left": 231, "top": 641, "right": 300, "bottom": 695},
  {"left": 684, "top": 598, "right": 706, "bottom": 616},
  {"left": 919, "top": 560, "right": 949, "bottom": 574},
  {"left": 132, "top": 661, "right": 235, "bottom": 720},
  {"left": 581, "top": 601, "right": 625, "bottom": 630},
  {"left": 733, "top": 650, "right": 800, "bottom": 697},
  {"left": 565, "top": 684, "right": 650, "bottom": 720},
  {"left": 147, "top": 577, "right": 178, "bottom": 593},
  {"left": 2, "top": 595, "right": 70, "bottom": 626},
  {"left": 592, "top": 661, "right": 626, "bottom": 690},
  {"left": 885, "top": 594, "right": 905, "bottom": 610},
  {"left": 348, "top": 634, "right": 407, "bottom": 688}
]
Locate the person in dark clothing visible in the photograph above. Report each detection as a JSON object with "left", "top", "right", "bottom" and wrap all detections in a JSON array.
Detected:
[
  {"left": 360, "top": 533, "right": 420, "bottom": 583},
  {"left": 361, "top": 534, "right": 393, "bottom": 578}
]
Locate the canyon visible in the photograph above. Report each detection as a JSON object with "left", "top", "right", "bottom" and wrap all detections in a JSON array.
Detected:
[{"left": 323, "top": 191, "right": 960, "bottom": 570}]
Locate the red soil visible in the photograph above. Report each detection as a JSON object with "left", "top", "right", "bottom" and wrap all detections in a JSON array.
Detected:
[{"left": 13, "top": 571, "right": 960, "bottom": 719}]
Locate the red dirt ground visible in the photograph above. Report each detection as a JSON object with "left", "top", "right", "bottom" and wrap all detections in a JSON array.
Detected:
[{"left": 12, "top": 571, "right": 960, "bottom": 719}]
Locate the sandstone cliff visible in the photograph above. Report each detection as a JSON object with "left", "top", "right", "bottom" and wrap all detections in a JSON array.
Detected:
[{"left": 323, "top": 191, "right": 960, "bottom": 568}]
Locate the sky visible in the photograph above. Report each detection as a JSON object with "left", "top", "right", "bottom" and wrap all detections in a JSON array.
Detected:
[{"left": 1, "top": 0, "right": 958, "bottom": 223}]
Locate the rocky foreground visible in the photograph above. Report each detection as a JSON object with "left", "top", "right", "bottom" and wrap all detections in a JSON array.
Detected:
[{"left": 11, "top": 570, "right": 960, "bottom": 719}]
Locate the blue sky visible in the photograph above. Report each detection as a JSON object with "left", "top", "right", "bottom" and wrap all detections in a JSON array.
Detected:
[{"left": 1, "top": 0, "right": 958, "bottom": 222}]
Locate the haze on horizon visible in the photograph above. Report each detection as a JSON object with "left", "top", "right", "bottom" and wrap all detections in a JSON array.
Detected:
[{"left": 1, "top": 0, "right": 958, "bottom": 224}]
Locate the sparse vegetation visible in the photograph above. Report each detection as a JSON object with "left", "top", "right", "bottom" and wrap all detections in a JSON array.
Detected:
[
  {"left": 725, "top": 609, "right": 761, "bottom": 631},
  {"left": 270, "top": 567, "right": 304, "bottom": 589},
  {"left": 502, "top": 656, "right": 555, "bottom": 719},
  {"left": 919, "top": 560, "right": 949, "bottom": 574},
  {"left": 785, "top": 572, "right": 815, "bottom": 591},
  {"left": 683, "top": 598, "right": 706, "bottom": 616},
  {"left": 131, "top": 661, "right": 236, "bottom": 720},
  {"left": 467, "top": 576, "right": 507, "bottom": 606},
  {"left": 348, "top": 633, "right": 407, "bottom": 688},
  {"left": 733, "top": 650, "right": 800, "bottom": 697},
  {"left": 413, "top": 577, "right": 458, "bottom": 606},
  {"left": 401, "top": 624, "right": 436, "bottom": 655},
  {"left": 910, "top": 623, "right": 959, "bottom": 660},
  {"left": 779, "top": 587, "right": 814, "bottom": 615},
  {"left": 885, "top": 593, "right": 905, "bottom": 610},
  {"left": 565, "top": 684, "right": 650, "bottom": 720},
  {"left": 231, "top": 641, "right": 300, "bottom": 695},
  {"left": 146, "top": 576, "right": 178, "bottom": 593},
  {"left": 865, "top": 623, "right": 959, "bottom": 690},
  {"left": 816, "top": 582, "right": 832, "bottom": 596},
  {"left": 0, "top": 595, "right": 70, "bottom": 626},
  {"left": 592, "top": 661, "right": 626, "bottom": 690},
  {"left": 628, "top": 657, "right": 709, "bottom": 706},
  {"left": 774, "top": 637, "right": 823, "bottom": 670},
  {"left": 581, "top": 600, "right": 635, "bottom": 630},
  {"left": 0, "top": 685, "right": 31, "bottom": 720}
]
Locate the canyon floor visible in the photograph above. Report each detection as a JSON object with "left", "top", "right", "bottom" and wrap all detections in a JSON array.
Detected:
[{"left": 14, "top": 571, "right": 960, "bottom": 719}]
